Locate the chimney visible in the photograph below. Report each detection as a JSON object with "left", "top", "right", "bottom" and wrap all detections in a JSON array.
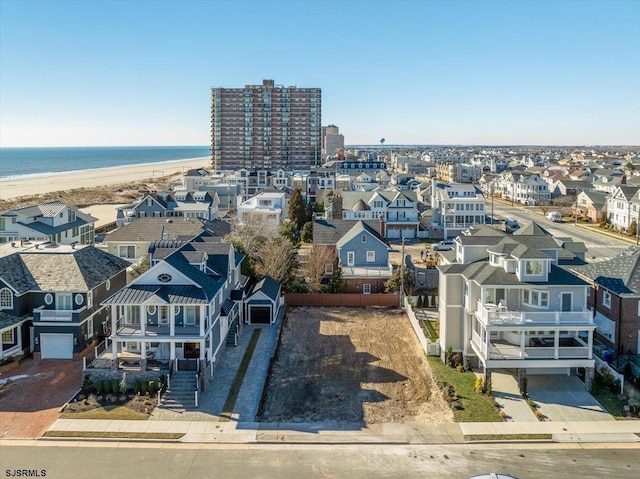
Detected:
[
  {"left": 379, "top": 215, "right": 385, "bottom": 238},
  {"left": 621, "top": 175, "right": 627, "bottom": 185},
  {"left": 331, "top": 193, "right": 343, "bottom": 220}
]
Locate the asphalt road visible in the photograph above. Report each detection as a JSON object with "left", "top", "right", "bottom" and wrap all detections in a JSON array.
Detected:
[
  {"left": 490, "top": 203, "right": 633, "bottom": 263},
  {"left": 1, "top": 442, "right": 638, "bottom": 479}
]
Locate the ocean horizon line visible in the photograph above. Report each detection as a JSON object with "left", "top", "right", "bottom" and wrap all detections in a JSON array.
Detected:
[{"left": 0, "top": 156, "right": 210, "bottom": 181}]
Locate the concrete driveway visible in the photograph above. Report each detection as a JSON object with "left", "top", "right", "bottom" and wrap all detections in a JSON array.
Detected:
[
  {"left": 0, "top": 358, "right": 81, "bottom": 438},
  {"left": 527, "top": 375, "right": 614, "bottom": 422}
]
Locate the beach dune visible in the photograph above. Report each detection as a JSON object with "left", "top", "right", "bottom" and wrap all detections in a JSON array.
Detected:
[{"left": 0, "top": 157, "right": 210, "bottom": 201}]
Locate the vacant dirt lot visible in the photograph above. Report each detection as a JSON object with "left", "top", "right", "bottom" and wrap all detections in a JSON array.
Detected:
[{"left": 260, "top": 307, "right": 452, "bottom": 424}]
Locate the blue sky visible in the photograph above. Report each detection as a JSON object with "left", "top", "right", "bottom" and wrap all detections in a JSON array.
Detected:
[{"left": 1, "top": 0, "right": 638, "bottom": 146}]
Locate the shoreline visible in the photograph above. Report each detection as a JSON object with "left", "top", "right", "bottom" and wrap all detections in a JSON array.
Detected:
[{"left": 0, "top": 157, "right": 211, "bottom": 201}]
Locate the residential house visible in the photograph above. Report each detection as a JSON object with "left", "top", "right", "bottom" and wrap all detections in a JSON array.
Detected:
[
  {"left": 116, "top": 191, "right": 219, "bottom": 228},
  {"left": 576, "top": 191, "right": 608, "bottom": 223},
  {"left": 430, "top": 179, "right": 486, "bottom": 239},
  {"left": 236, "top": 191, "right": 289, "bottom": 230},
  {"left": 437, "top": 222, "right": 596, "bottom": 388},
  {"left": 327, "top": 190, "right": 421, "bottom": 239},
  {"left": 102, "top": 232, "right": 247, "bottom": 374},
  {"left": 0, "top": 201, "right": 96, "bottom": 246},
  {"left": 606, "top": 186, "right": 640, "bottom": 232},
  {"left": 313, "top": 219, "right": 392, "bottom": 294},
  {"left": 570, "top": 249, "right": 640, "bottom": 375},
  {"left": 0, "top": 244, "right": 129, "bottom": 360},
  {"left": 104, "top": 217, "right": 206, "bottom": 262}
]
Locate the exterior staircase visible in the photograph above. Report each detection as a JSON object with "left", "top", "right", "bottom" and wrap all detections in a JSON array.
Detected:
[
  {"left": 160, "top": 370, "right": 198, "bottom": 411},
  {"left": 226, "top": 319, "right": 240, "bottom": 347}
]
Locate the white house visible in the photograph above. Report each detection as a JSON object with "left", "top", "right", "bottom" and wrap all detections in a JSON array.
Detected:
[
  {"left": 236, "top": 191, "right": 289, "bottom": 229},
  {"left": 430, "top": 179, "right": 486, "bottom": 239},
  {"left": 0, "top": 201, "right": 96, "bottom": 246}
]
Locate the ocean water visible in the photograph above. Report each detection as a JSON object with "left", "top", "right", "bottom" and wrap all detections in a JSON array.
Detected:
[{"left": 0, "top": 146, "right": 211, "bottom": 179}]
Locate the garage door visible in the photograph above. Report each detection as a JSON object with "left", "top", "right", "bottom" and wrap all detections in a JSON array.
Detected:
[
  {"left": 387, "top": 229, "right": 401, "bottom": 239},
  {"left": 401, "top": 228, "right": 415, "bottom": 239},
  {"left": 250, "top": 307, "right": 271, "bottom": 324},
  {"left": 40, "top": 333, "right": 73, "bottom": 359}
]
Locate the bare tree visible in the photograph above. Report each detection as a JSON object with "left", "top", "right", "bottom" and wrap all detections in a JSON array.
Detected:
[
  {"left": 305, "top": 245, "right": 336, "bottom": 292},
  {"left": 255, "top": 237, "right": 297, "bottom": 284},
  {"left": 226, "top": 215, "right": 275, "bottom": 263}
]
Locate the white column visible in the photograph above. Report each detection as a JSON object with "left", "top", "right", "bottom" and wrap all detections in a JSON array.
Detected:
[
  {"left": 199, "top": 305, "right": 205, "bottom": 336},
  {"left": 111, "top": 306, "right": 118, "bottom": 335},
  {"left": 199, "top": 340, "right": 205, "bottom": 360},
  {"left": 520, "top": 330, "right": 526, "bottom": 358},
  {"left": 141, "top": 305, "right": 146, "bottom": 336},
  {"left": 170, "top": 306, "right": 176, "bottom": 337},
  {"left": 588, "top": 330, "right": 593, "bottom": 359},
  {"left": 554, "top": 330, "right": 559, "bottom": 359},
  {"left": 170, "top": 342, "right": 176, "bottom": 361}
]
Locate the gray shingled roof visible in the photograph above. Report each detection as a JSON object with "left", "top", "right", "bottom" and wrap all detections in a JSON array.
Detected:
[
  {"left": 105, "top": 217, "right": 205, "bottom": 242},
  {"left": 571, "top": 249, "right": 640, "bottom": 295},
  {"left": 0, "top": 311, "right": 29, "bottom": 331},
  {"left": 458, "top": 262, "right": 588, "bottom": 286},
  {"left": 335, "top": 220, "right": 388, "bottom": 249},
  {"left": 313, "top": 219, "right": 382, "bottom": 245},
  {"left": 513, "top": 222, "right": 552, "bottom": 236},
  {"left": 0, "top": 247, "right": 129, "bottom": 293}
]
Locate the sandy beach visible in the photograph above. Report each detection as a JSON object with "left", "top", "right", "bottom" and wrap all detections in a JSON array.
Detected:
[{"left": 0, "top": 157, "right": 210, "bottom": 201}]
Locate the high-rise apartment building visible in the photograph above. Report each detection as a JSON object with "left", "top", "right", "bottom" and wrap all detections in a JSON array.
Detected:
[
  {"left": 322, "top": 124, "right": 345, "bottom": 160},
  {"left": 211, "top": 79, "right": 321, "bottom": 171}
]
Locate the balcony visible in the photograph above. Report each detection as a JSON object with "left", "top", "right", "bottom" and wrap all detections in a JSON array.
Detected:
[
  {"left": 471, "top": 330, "right": 591, "bottom": 361},
  {"left": 340, "top": 263, "right": 393, "bottom": 279},
  {"left": 114, "top": 317, "right": 204, "bottom": 337},
  {"left": 34, "top": 306, "right": 86, "bottom": 322},
  {"left": 475, "top": 300, "right": 593, "bottom": 326}
]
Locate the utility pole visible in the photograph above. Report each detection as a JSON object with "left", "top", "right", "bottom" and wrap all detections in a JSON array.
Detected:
[
  {"left": 491, "top": 184, "right": 495, "bottom": 229},
  {"left": 400, "top": 237, "right": 405, "bottom": 308}
]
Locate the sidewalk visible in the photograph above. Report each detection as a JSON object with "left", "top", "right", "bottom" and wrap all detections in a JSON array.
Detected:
[{"left": 46, "top": 418, "right": 640, "bottom": 444}]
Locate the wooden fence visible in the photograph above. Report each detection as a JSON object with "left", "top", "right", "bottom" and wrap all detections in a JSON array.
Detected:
[{"left": 285, "top": 293, "right": 400, "bottom": 307}]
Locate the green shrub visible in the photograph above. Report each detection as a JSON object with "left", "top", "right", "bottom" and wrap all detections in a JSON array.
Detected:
[
  {"left": 111, "top": 379, "right": 119, "bottom": 394},
  {"left": 158, "top": 374, "right": 166, "bottom": 388},
  {"left": 520, "top": 377, "right": 528, "bottom": 396},
  {"left": 81, "top": 374, "right": 93, "bottom": 394},
  {"left": 485, "top": 378, "right": 492, "bottom": 396},
  {"left": 141, "top": 380, "right": 149, "bottom": 394},
  {"left": 133, "top": 379, "right": 141, "bottom": 395},
  {"left": 96, "top": 380, "right": 104, "bottom": 394},
  {"left": 148, "top": 381, "right": 157, "bottom": 395}
]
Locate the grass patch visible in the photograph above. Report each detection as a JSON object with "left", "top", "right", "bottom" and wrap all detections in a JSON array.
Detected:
[
  {"left": 593, "top": 388, "right": 626, "bottom": 419},
  {"left": 220, "top": 328, "right": 262, "bottom": 422},
  {"left": 465, "top": 434, "right": 552, "bottom": 441},
  {"left": 60, "top": 405, "right": 149, "bottom": 421},
  {"left": 427, "top": 357, "right": 502, "bottom": 422},
  {"left": 419, "top": 319, "right": 439, "bottom": 341},
  {"left": 44, "top": 431, "right": 183, "bottom": 440}
]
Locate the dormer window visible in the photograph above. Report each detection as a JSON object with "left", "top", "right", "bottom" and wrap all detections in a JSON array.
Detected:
[{"left": 525, "top": 260, "right": 543, "bottom": 275}]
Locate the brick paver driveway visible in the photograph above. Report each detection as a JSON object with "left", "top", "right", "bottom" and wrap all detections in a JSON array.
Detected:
[{"left": 0, "top": 358, "right": 81, "bottom": 438}]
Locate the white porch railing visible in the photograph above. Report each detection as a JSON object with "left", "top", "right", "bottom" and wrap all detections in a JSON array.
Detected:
[
  {"left": 475, "top": 300, "right": 593, "bottom": 325},
  {"left": 35, "top": 306, "right": 85, "bottom": 322}
]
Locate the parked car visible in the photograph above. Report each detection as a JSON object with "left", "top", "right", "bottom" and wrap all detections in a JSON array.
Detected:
[
  {"left": 432, "top": 240, "right": 455, "bottom": 251},
  {"left": 546, "top": 211, "right": 562, "bottom": 222},
  {"left": 505, "top": 219, "right": 519, "bottom": 233}
]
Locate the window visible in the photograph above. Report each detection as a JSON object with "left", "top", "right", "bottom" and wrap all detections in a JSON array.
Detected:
[
  {"left": 361, "top": 235, "right": 367, "bottom": 243},
  {"left": 2, "top": 329, "right": 14, "bottom": 344},
  {"left": 74, "top": 293, "right": 84, "bottom": 306},
  {"left": 118, "top": 245, "right": 136, "bottom": 259},
  {"left": 124, "top": 306, "right": 141, "bottom": 324},
  {"left": 185, "top": 306, "right": 197, "bottom": 325},
  {"left": 525, "top": 260, "right": 543, "bottom": 275},
  {"left": 603, "top": 290, "right": 611, "bottom": 308},
  {"left": 325, "top": 263, "right": 334, "bottom": 275},
  {"left": 523, "top": 290, "right": 549, "bottom": 307},
  {"left": 147, "top": 305, "right": 157, "bottom": 315},
  {"left": 87, "top": 291, "right": 93, "bottom": 309},
  {"left": 0, "top": 218, "right": 4, "bottom": 231},
  {"left": 57, "top": 293, "right": 72, "bottom": 310},
  {"left": 363, "top": 284, "right": 371, "bottom": 294},
  {"left": 0, "top": 288, "right": 12, "bottom": 309},
  {"left": 485, "top": 288, "right": 505, "bottom": 305},
  {"left": 366, "top": 251, "right": 375, "bottom": 263},
  {"left": 159, "top": 306, "right": 169, "bottom": 325}
]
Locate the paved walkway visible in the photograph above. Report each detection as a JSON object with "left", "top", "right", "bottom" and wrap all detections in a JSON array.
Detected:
[
  {"left": 149, "top": 319, "right": 281, "bottom": 422},
  {"left": 46, "top": 418, "right": 640, "bottom": 444}
]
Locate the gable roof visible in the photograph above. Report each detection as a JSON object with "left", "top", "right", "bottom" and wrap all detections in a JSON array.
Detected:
[
  {"left": 313, "top": 219, "right": 381, "bottom": 245},
  {"left": 248, "top": 276, "right": 281, "bottom": 301},
  {"left": 336, "top": 220, "right": 389, "bottom": 249},
  {"left": 513, "top": 221, "right": 552, "bottom": 236}
]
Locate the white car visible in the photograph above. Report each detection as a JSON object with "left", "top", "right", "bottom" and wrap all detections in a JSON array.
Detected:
[
  {"left": 546, "top": 211, "right": 562, "bottom": 222},
  {"left": 432, "top": 240, "right": 455, "bottom": 251}
]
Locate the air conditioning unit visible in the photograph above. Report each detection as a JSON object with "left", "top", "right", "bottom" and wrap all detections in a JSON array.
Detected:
[{"left": 427, "top": 341, "right": 441, "bottom": 357}]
